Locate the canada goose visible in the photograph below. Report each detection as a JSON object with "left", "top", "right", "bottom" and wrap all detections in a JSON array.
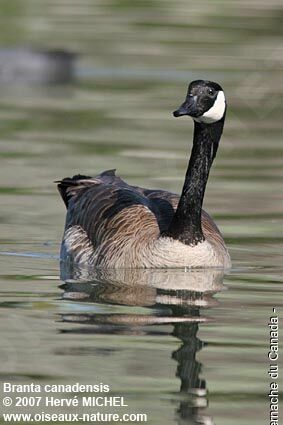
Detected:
[{"left": 57, "top": 80, "right": 231, "bottom": 269}]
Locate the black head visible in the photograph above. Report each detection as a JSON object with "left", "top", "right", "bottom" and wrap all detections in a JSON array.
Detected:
[{"left": 173, "top": 80, "right": 226, "bottom": 124}]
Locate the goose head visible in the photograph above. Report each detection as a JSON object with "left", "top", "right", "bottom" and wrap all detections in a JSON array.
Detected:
[{"left": 173, "top": 80, "right": 226, "bottom": 124}]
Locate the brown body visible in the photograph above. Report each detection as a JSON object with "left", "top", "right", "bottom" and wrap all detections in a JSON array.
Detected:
[{"left": 57, "top": 170, "right": 230, "bottom": 268}]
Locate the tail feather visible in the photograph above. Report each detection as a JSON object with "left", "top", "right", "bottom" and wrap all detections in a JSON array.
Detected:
[
  {"left": 56, "top": 170, "right": 119, "bottom": 208},
  {"left": 56, "top": 174, "right": 94, "bottom": 208}
]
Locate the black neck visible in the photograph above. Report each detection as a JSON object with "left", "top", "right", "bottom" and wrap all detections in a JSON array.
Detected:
[{"left": 165, "top": 116, "right": 225, "bottom": 245}]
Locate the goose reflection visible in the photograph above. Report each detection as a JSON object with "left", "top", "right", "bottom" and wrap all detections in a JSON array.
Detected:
[{"left": 59, "top": 265, "right": 225, "bottom": 424}]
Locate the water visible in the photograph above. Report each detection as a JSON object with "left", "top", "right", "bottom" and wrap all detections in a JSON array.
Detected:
[{"left": 0, "top": 1, "right": 282, "bottom": 424}]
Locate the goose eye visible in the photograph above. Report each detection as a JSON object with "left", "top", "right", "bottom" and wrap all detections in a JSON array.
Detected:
[{"left": 207, "top": 88, "right": 215, "bottom": 96}]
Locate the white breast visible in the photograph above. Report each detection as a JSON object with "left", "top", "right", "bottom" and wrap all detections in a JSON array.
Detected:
[{"left": 143, "top": 237, "right": 231, "bottom": 268}]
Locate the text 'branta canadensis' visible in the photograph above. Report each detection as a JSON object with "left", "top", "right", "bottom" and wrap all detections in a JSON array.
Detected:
[{"left": 57, "top": 80, "right": 231, "bottom": 269}]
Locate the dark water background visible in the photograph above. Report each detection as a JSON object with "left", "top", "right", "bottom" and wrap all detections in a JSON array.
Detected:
[{"left": 0, "top": 1, "right": 282, "bottom": 424}]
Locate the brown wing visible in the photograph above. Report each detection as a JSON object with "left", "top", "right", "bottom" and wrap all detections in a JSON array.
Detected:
[{"left": 57, "top": 171, "right": 165, "bottom": 253}]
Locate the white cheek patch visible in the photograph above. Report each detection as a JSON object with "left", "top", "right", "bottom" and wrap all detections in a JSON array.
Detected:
[{"left": 195, "top": 91, "right": 226, "bottom": 124}]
